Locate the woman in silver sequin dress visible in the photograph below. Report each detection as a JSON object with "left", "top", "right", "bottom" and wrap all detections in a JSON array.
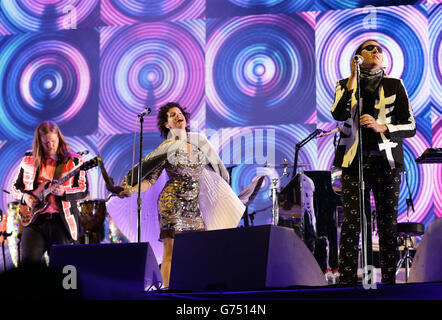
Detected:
[{"left": 120, "top": 102, "right": 245, "bottom": 288}]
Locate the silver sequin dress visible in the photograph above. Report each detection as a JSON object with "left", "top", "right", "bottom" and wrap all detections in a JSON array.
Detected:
[
  {"left": 120, "top": 133, "right": 246, "bottom": 243},
  {"left": 157, "top": 145, "right": 206, "bottom": 237}
]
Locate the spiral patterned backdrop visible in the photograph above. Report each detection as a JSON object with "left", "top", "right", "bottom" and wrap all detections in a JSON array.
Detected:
[
  {"left": 0, "top": 1, "right": 440, "bottom": 268},
  {"left": 206, "top": 13, "right": 316, "bottom": 128},
  {"left": 207, "top": 0, "right": 316, "bottom": 17},
  {"left": 209, "top": 124, "right": 319, "bottom": 221},
  {"left": 429, "top": 4, "right": 442, "bottom": 108},
  {"left": 99, "top": 20, "right": 205, "bottom": 134},
  {"left": 100, "top": 0, "right": 205, "bottom": 26},
  {"left": 316, "top": 5, "right": 430, "bottom": 122},
  {"left": 0, "top": 0, "right": 99, "bottom": 33},
  {"left": 0, "top": 29, "right": 99, "bottom": 140}
]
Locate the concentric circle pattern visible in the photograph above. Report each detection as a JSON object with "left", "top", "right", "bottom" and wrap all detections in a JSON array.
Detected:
[
  {"left": 99, "top": 21, "right": 205, "bottom": 134},
  {"left": 314, "top": 0, "right": 422, "bottom": 10},
  {"left": 0, "top": 2, "right": 439, "bottom": 244},
  {"left": 432, "top": 116, "right": 442, "bottom": 218},
  {"left": 429, "top": 4, "right": 442, "bottom": 107},
  {"left": 398, "top": 127, "right": 433, "bottom": 223},
  {"left": 0, "top": 32, "right": 95, "bottom": 140},
  {"left": 0, "top": 141, "right": 33, "bottom": 210},
  {"left": 316, "top": 6, "right": 430, "bottom": 122},
  {"left": 207, "top": 124, "right": 318, "bottom": 225},
  {"left": 101, "top": 0, "right": 204, "bottom": 25},
  {"left": 64, "top": 136, "right": 100, "bottom": 199},
  {"left": 228, "top": 0, "right": 294, "bottom": 7},
  {"left": 316, "top": 122, "right": 340, "bottom": 170},
  {"left": 0, "top": 0, "right": 98, "bottom": 32},
  {"left": 206, "top": 14, "right": 316, "bottom": 126},
  {"left": 207, "top": 0, "right": 315, "bottom": 17}
]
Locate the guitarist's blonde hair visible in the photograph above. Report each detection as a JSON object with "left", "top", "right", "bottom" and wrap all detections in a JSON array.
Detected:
[{"left": 32, "top": 121, "right": 71, "bottom": 169}]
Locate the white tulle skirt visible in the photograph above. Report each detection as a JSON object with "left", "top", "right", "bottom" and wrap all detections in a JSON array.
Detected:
[{"left": 106, "top": 167, "right": 245, "bottom": 263}]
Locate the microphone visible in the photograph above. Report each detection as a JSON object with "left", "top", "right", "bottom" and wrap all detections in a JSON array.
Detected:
[
  {"left": 137, "top": 107, "right": 151, "bottom": 118},
  {"left": 77, "top": 150, "right": 89, "bottom": 156},
  {"left": 354, "top": 56, "right": 363, "bottom": 64}
]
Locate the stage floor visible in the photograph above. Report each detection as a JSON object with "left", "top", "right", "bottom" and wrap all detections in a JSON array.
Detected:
[
  {"left": 145, "top": 267, "right": 442, "bottom": 301},
  {"left": 148, "top": 281, "right": 442, "bottom": 301}
]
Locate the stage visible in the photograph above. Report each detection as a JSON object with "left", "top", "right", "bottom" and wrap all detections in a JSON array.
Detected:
[
  {"left": 2, "top": 263, "right": 441, "bottom": 301},
  {"left": 149, "top": 282, "right": 442, "bottom": 301}
]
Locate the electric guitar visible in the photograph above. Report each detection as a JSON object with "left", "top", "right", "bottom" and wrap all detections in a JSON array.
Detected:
[{"left": 19, "top": 157, "right": 98, "bottom": 227}]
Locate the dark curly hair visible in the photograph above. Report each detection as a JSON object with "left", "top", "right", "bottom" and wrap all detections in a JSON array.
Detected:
[{"left": 157, "top": 102, "right": 190, "bottom": 138}]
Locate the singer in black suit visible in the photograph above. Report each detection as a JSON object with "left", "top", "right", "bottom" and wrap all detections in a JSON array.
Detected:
[{"left": 331, "top": 40, "right": 416, "bottom": 284}]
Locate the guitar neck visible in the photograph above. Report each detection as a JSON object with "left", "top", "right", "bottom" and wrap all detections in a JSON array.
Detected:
[
  {"left": 39, "top": 157, "right": 97, "bottom": 200},
  {"left": 42, "top": 166, "right": 81, "bottom": 199}
]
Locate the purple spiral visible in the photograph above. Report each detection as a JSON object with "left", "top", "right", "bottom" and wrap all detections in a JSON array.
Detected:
[
  {"left": 429, "top": 4, "right": 442, "bottom": 107},
  {"left": 0, "top": 0, "right": 99, "bottom": 33},
  {"left": 206, "top": 124, "right": 319, "bottom": 224},
  {"left": 207, "top": 0, "right": 315, "bottom": 17},
  {"left": 398, "top": 129, "right": 433, "bottom": 224},
  {"left": 433, "top": 117, "right": 442, "bottom": 218},
  {"left": 206, "top": 14, "right": 316, "bottom": 127},
  {"left": 316, "top": 6, "right": 430, "bottom": 122},
  {"left": 101, "top": 0, "right": 204, "bottom": 26},
  {"left": 0, "top": 142, "right": 32, "bottom": 212},
  {"left": 0, "top": 31, "right": 97, "bottom": 140},
  {"left": 99, "top": 21, "right": 205, "bottom": 134},
  {"left": 316, "top": 122, "right": 340, "bottom": 170}
]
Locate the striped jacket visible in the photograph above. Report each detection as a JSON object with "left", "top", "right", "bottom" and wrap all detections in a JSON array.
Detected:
[
  {"left": 331, "top": 75, "right": 416, "bottom": 171},
  {"left": 10, "top": 152, "right": 88, "bottom": 241}
]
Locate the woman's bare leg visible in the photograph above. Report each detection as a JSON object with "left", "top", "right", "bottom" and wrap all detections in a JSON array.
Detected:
[{"left": 161, "top": 237, "right": 174, "bottom": 288}]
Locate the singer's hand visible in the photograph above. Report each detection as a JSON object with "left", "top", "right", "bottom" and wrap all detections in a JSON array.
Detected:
[
  {"left": 346, "top": 55, "right": 363, "bottom": 90},
  {"left": 117, "top": 180, "right": 151, "bottom": 198},
  {"left": 360, "top": 114, "right": 388, "bottom": 133},
  {"left": 117, "top": 186, "right": 133, "bottom": 198},
  {"left": 351, "top": 55, "right": 363, "bottom": 75}
]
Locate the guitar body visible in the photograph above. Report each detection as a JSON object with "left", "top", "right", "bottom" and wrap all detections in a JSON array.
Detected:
[
  {"left": 17, "top": 157, "right": 98, "bottom": 227},
  {"left": 19, "top": 180, "right": 51, "bottom": 227}
]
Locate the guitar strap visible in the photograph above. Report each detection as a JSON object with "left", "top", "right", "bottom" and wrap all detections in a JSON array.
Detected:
[{"left": 53, "top": 160, "right": 64, "bottom": 182}]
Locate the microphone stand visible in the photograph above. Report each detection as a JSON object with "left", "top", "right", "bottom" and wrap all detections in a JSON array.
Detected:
[
  {"left": 136, "top": 111, "right": 149, "bottom": 243},
  {"left": 355, "top": 62, "right": 372, "bottom": 285},
  {"left": 404, "top": 170, "right": 415, "bottom": 221},
  {"left": 227, "top": 165, "right": 250, "bottom": 227},
  {"left": 403, "top": 170, "right": 416, "bottom": 281},
  {"left": 292, "top": 129, "right": 322, "bottom": 178}
]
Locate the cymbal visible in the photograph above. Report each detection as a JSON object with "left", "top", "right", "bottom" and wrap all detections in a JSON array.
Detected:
[{"left": 263, "top": 163, "right": 309, "bottom": 169}]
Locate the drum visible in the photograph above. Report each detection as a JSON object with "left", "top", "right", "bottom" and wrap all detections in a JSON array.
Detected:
[
  {"left": 6, "top": 201, "right": 21, "bottom": 267},
  {"left": 278, "top": 175, "right": 302, "bottom": 218},
  {"left": 79, "top": 199, "right": 107, "bottom": 232}
]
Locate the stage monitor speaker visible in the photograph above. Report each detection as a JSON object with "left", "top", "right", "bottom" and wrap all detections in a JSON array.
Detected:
[
  {"left": 170, "top": 225, "right": 327, "bottom": 291},
  {"left": 409, "top": 218, "right": 442, "bottom": 283},
  {"left": 49, "top": 242, "right": 162, "bottom": 299}
]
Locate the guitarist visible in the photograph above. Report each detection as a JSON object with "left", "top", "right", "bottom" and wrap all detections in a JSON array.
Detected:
[{"left": 10, "top": 121, "right": 88, "bottom": 265}]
